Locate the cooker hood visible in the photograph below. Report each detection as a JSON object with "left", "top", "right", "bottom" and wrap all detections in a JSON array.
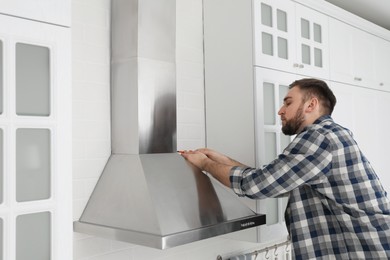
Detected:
[{"left": 73, "top": 0, "right": 265, "bottom": 249}]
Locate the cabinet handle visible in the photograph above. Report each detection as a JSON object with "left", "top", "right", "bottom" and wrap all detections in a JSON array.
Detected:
[
  {"left": 354, "top": 77, "right": 362, "bottom": 81},
  {"left": 293, "top": 63, "right": 305, "bottom": 68}
]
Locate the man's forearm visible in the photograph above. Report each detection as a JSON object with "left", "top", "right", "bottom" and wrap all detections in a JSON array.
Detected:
[{"left": 202, "top": 158, "right": 232, "bottom": 187}]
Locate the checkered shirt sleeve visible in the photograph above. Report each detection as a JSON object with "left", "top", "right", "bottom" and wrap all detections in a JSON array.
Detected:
[{"left": 230, "top": 126, "right": 332, "bottom": 199}]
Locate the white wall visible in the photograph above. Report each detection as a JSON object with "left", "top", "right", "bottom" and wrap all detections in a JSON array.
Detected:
[{"left": 72, "top": 0, "right": 265, "bottom": 259}]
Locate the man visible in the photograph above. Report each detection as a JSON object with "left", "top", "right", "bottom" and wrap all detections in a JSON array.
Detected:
[{"left": 180, "top": 78, "right": 390, "bottom": 259}]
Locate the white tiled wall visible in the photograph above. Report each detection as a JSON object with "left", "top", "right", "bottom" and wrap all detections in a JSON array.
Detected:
[{"left": 72, "top": 0, "right": 265, "bottom": 259}]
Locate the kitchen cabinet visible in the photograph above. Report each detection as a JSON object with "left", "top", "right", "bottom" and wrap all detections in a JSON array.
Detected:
[
  {"left": 329, "top": 18, "right": 376, "bottom": 89},
  {"left": 0, "top": 13, "right": 71, "bottom": 260},
  {"left": 253, "top": 0, "right": 295, "bottom": 71},
  {"left": 374, "top": 38, "right": 390, "bottom": 91},
  {"left": 253, "top": 0, "right": 329, "bottom": 79},
  {"left": 0, "top": 0, "right": 70, "bottom": 26},
  {"left": 330, "top": 81, "right": 390, "bottom": 194},
  {"left": 254, "top": 68, "right": 294, "bottom": 242},
  {"left": 204, "top": 0, "right": 390, "bottom": 246}
]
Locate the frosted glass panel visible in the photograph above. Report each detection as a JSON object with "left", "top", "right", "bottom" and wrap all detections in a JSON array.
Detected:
[
  {"left": 0, "top": 129, "right": 2, "bottom": 204},
  {"left": 16, "top": 212, "right": 51, "bottom": 260},
  {"left": 302, "top": 44, "right": 311, "bottom": 65},
  {"left": 277, "top": 9, "right": 287, "bottom": 32},
  {"left": 314, "top": 48, "right": 323, "bottom": 67},
  {"left": 16, "top": 43, "right": 50, "bottom": 116},
  {"left": 266, "top": 198, "right": 278, "bottom": 225},
  {"left": 279, "top": 85, "right": 289, "bottom": 107},
  {"left": 265, "top": 132, "right": 276, "bottom": 163},
  {"left": 262, "top": 32, "right": 273, "bottom": 56},
  {"left": 263, "top": 83, "right": 275, "bottom": 124},
  {"left": 277, "top": 37, "right": 288, "bottom": 59},
  {"left": 16, "top": 129, "right": 51, "bottom": 202},
  {"left": 301, "top": 18, "right": 310, "bottom": 39},
  {"left": 0, "top": 40, "right": 2, "bottom": 115},
  {"left": 314, "top": 23, "right": 322, "bottom": 43},
  {"left": 261, "top": 3, "right": 272, "bottom": 27}
]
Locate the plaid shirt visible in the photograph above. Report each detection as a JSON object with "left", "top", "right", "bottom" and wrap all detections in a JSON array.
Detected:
[{"left": 230, "top": 116, "right": 390, "bottom": 259}]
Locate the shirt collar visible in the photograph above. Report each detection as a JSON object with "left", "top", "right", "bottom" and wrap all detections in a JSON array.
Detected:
[
  {"left": 313, "top": 115, "right": 332, "bottom": 125},
  {"left": 301, "top": 115, "right": 332, "bottom": 133}
]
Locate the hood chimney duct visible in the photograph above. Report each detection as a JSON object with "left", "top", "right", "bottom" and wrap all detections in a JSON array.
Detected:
[{"left": 111, "top": 0, "right": 177, "bottom": 155}]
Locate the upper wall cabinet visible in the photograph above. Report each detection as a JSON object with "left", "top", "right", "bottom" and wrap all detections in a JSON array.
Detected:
[
  {"left": 329, "top": 18, "right": 377, "bottom": 88},
  {"left": 0, "top": 0, "right": 70, "bottom": 26},
  {"left": 253, "top": 0, "right": 329, "bottom": 79},
  {"left": 374, "top": 37, "right": 390, "bottom": 92}
]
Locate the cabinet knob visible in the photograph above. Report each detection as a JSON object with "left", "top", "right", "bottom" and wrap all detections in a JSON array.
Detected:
[
  {"left": 354, "top": 77, "right": 362, "bottom": 81},
  {"left": 379, "top": 82, "right": 384, "bottom": 86}
]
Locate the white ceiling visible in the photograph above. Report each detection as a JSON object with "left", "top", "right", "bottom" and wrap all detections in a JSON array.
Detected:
[{"left": 324, "top": 0, "right": 390, "bottom": 30}]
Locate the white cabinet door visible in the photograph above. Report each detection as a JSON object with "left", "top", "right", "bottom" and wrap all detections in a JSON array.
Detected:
[
  {"left": 328, "top": 19, "right": 353, "bottom": 85},
  {"left": 373, "top": 92, "right": 390, "bottom": 193},
  {"left": 0, "top": 0, "right": 70, "bottom": 26},
  {"left": 253, "top": 0, "right": 329, "bottom": 79},
  {"left": 294, "top": 3, "right": 329, "bottom": 79},
  {"left": 329, "top": 18, "right": 376, "bottom": 88},
  {"left": 254, "top": 67, "right": 295, "bottom": 242},
  {"left": 253, "top": 0, "right": 296, "bottom": 72},
  {"left": 331, "top": 81, "right": 390, "bottom": 197},
  {"left": 0, "top": 14, "right": 71, "bottom": 260},
  {"left": 352, "top": 29, "right": 376, "bottom": 87},
  {"left": 374, "top": 38, "right": 390, "bottom": 92}
]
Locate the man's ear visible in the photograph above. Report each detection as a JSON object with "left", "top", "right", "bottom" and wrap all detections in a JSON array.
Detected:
[{"left": 305, "top": 97, "right": 319, "bottom": 112}]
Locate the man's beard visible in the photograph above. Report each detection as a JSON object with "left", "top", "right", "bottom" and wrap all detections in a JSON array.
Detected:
[{"left": 281, "top": 105, "right": 305, "bottom": 136}]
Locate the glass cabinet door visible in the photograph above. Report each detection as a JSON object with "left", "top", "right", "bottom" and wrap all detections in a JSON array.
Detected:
[
  {"left": 294, "top": 3, "right": 329, "bottom": 78},
  {"left": 255, "top": 67, "right": 296, "bottom": 242},
  {"left": 253, "top": 0, "right": 329, "bottom": 78},
  {"left": 0, "top": 13, "right": 71, "bottom": 260},
  {"left": 253, "top": 0, "right": 295, "bottom": 71}
]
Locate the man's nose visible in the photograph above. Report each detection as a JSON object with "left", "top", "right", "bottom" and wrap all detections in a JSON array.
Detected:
[{"left": 278, "top": 107, "right": 284, "bottom": 115}]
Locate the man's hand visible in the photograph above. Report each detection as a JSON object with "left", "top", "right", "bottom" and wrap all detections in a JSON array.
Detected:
[
  {"left": 179, "top": 149, "right": 235, "bottom": 187},
  {"left": 179, "top": 150, "right": 209, "bottom": 170},
  {"left": 196, "top": 148, "right": 245, "bottom": 166}
]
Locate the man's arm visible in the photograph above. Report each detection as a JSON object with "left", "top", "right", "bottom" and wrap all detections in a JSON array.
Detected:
[
  {"left": 196, "top": 148, "right": 247, "bottom": 167},
  {"left": 180, "top": 150, "right": 232, "bottom": 187}
]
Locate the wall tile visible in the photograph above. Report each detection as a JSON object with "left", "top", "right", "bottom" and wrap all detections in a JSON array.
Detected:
[
  {"left": 72, "top": 82, "right": 109, "bottom": 102},
  {"left": 72, "top": 2, "right": 109, "bottom": 28},
  {"left": 74, "top": 237, "right": 113, "bottom": 259},
  {"left": 73, "top": 158, "right": 108, "bottom": 179}
]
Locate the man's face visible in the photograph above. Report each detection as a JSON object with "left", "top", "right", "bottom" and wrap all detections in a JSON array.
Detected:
[{"left": 278, "top": 86, "right": 306, "bottom": 135}]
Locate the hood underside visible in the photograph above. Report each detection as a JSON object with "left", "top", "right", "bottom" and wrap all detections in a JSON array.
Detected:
[{"left": 73, "top": 0, "right": 265, "bottom": 249}]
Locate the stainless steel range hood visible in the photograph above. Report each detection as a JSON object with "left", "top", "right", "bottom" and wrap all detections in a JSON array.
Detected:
[{"left": 73, "top": 0, "right": 265, "bottom": 249}]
